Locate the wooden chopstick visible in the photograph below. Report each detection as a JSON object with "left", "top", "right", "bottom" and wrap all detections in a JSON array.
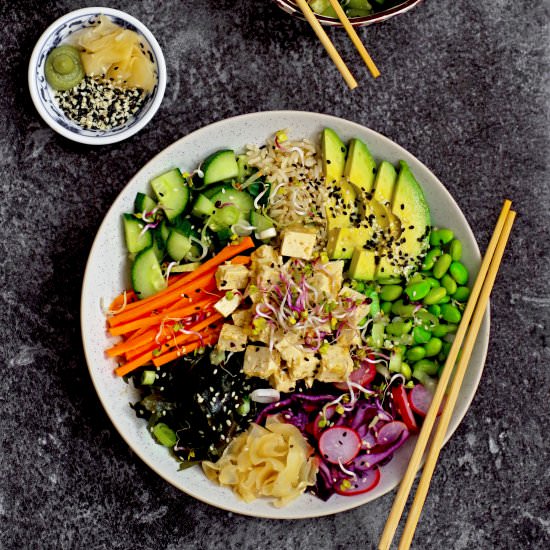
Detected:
[
  {"left": 378, "top": 199, "right": 514, "bottom": 550},
  {"left": 295, "top": 0, "right": 358, "bottom": 89},
  {"left": 327, "top": 0, "right": 380, "bottom": 78},
  {"left": 397, "top": 208, "right": 516, "bottom": 550}
]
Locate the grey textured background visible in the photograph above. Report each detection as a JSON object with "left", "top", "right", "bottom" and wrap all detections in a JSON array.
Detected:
[{"left": 1, "top": 0, "right": 549, "bottom": 549}]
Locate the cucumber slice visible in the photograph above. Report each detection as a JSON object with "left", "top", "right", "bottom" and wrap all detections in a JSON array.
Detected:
[
  {"left": 250, "top": 211, "right": 274, "bottom": 234},
  {"left": 159, "top": 219, "right": 171, "bottom": 245},
  {"left": 237, "top": 154, "right": 252, "bottom": 182},
  {"left": 134, "top": 192, "right": 157, "bottom": 214},
  {"left": 202, "top": 150, "right": 239, "bottom": 185},
  {"left": 166, "top": 229, "right": 192, "bottom": 261},
  {"left": 132, "top": 247, "right": 167, "bottom": 299},
  {"left": 209, "top": 188, "right": 254, "bottom": 216},
  {"left": 123, "top": 213, "right": 152, "bottom": 254},
  {"left": 192, "top": 194, "right": 216, "bottom": 218},
  {"left": 209, "top": 205, "right": 240, "bottom": 232},
  {"left": 150, "top": 168, "right": 190, "bottom": 222}
]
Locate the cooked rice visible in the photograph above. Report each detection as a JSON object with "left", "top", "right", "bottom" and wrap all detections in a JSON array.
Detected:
[{"left": 245, "top": 130, "right": 328, "bottom": 247}]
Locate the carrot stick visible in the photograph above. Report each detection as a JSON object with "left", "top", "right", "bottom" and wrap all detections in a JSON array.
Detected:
[
  {"left": 108, "top": 271, "right": 217, "bottom": 327},
  {"left": 106, "top": 327, "right": 160, "bottom": 357},
  {"left": 152, "top": 332, "right": 220, "bottom": 368},
  {"left": 230, "top": 255, "right": 252, "bottom": 266},
  {"left": 108, "top": 296, "right": 217, "bottom": 336}
]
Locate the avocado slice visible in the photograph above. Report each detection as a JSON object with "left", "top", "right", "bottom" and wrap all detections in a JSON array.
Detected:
[
  {"left": 327, "top": 227, "right": 372, "bottom": 260},
  {"left": 349, "top": 248, "right": 377, "bottom": 281},
  {"left": 391, "top": 160, "right": 430, "bottom": 259},
  {"left": 322, "top": 128, "right": 358, "bottom": 231},
  {"left": 344, "top": 138, "right": 376, "bottom": 193}
]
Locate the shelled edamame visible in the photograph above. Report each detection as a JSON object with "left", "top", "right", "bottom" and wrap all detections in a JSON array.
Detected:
[{"left": 351, "top": 227, "right": 471, "bottom": 388}]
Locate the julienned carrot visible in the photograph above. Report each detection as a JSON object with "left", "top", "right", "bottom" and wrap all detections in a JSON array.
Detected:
[
  {"left": 106, "top": 327, "right": 160, "bottom": 357},
  {"left": 108, "top": 296, "right": 218, "bottom": 336},
  {"left": 230, "top": 255, "right": 252, "bottom": 266},
  {"left": 109, "top": 290, "right": 137, "bottom": 311},
  {"left": 114, "top": 313, "right": 223, "bottom": 376},
  {"left": 108, "top": 271, "right": 217, "bottom": 327},
  {"left": 152, "top": 332, "right": 220, "bottom": 368}
]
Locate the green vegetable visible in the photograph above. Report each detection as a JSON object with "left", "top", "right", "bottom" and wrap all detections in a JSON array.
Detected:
[
  {"left": 45, "top": 45, "right": 84, "bottom": 90},
  {"left": 449, "top": 261, "right": 469, "bottom": 285},
  {"left": 423, "top": 286, "right": 447, "bottom": 305},
  {"left": 441, "top": 304, "right": 462, "bottom": 324},
  {"left": 152, "top": 423, "right": 177, "bottom": 447},
  {"left": 453, "top": 286, "right": 471, "bottom": 302},
  {"left": 433, "top": 253, "right": 452, "bottom": 279},
  {"left": 379, "top": 284, "right": 403, "bottom": 302},
  {"left": 449, "top": 239, "right": 462, "bottom": 261}
]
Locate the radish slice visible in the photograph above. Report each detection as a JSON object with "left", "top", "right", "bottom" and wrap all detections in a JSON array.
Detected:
[
  {"left": 333, "top": 359, "right": 376, "bottom": 390},
  {"left": 318, "top": 426, "right": 361, "bottom": 465},
  {"left": 377, "top": 421, "right": 408, "bottom": 446},
  {"left": 335, "top": 467, "right": 381, "bottom": 496},
  {"left": 409, "top": 384, "right": 443, "bottom": 417}
]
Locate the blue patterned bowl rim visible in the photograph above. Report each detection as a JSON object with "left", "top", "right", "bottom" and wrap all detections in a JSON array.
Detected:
[{"left": 28, "top": 7, "right": 167, "bottom": 145}]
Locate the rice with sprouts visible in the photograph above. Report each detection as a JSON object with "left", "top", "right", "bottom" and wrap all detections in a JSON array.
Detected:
[{"left": 245, "top": 130, "right": 328, "bottom": 248}]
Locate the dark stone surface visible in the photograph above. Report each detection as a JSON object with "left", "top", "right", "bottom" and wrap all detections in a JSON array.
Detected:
[{"left": 1, "top": 0, "right": 549, "bottom": 548}]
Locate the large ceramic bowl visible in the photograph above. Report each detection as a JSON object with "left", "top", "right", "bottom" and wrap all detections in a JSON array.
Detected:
[
  {"left": 274, "top": 0, "right": 424, "bottom": 27},
  {"left": 81, "top": 111, "right": 489, "bottom": 518},
  {"left": 28, "top": 7, "right": 166, "bottom": 145}
]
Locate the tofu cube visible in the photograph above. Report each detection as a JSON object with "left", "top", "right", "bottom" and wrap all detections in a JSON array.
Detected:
[
  {"left": 269, "top": 369, "right": 296, "bottom": 393},
  {"left": 231, "top": 308, "right": 253, "bottom": 328},
  {"left": 215, "top": 264, "right": 250, "bottom": 290},
  {"left": 214, "top": 293, "right": 242, "bottom": 317},
  {"left": 250, "top": 245, "right": 280, "bottom": 267},
  {"left": 289, "top": 354, "right": 319, "bottom": 381},
  {"left": 316, "top": 345, "right": 353, "bottom": 383},
  {"left": 280, "top": 229, "right": 317, "bottom": 260},
  {"left": 216, "top": 324, "right": 248, "bottom": 352},
  {"left": 243, "top": 346, "right": 280, "bottom": 379}
]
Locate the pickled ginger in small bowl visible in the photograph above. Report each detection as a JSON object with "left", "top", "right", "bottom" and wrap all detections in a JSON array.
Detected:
[{"left": 28, "top": 7, "right": 166, "bottom": 145}]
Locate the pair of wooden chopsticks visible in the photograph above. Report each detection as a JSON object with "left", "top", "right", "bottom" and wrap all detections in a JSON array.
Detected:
[
  {"left": 295, "top": 0, "right": 380, "bottom": 89},
  {"left": 378, "top": 199, "right": 516, "bottom": 550}
]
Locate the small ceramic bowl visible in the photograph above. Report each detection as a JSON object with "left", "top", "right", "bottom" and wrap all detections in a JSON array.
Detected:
[
  {"left": 28, "top": 7, "right": 167, "bottom": 145},
  {"left": 274, "top": 0, "right": 423, "bottom": 27}
]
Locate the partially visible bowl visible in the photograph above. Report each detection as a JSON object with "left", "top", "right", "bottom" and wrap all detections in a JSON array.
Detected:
[
  {"left": 274, "top": 0, "right": 423, "bottom": 27},
  {"left": 28, "top": 7, "right": 166, "bottom": 145}
]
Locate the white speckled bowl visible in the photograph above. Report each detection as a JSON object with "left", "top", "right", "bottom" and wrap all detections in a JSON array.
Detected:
[
  {"left": 28, "top": 7, "right": 166, "bottom": 145},
  {"left": 81, "top": 111, "right": 490, "bottom": 518}
]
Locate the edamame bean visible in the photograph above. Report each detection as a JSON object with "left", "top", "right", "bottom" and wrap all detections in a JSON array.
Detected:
[
  {"left": 449, "top": 261, "right": 469, "bottom": 285},
  {"left": 425, "top": 277, "right": 440, "bottom": 289},
  {"left": 424, "top": 337, "right": 443, "bottom": 357},
  {"left": 386, "top": 320, "right": 412, "bottom": 336},
  {"left": 401, "top": 362, "right": 412, "bottom": 379},
  {"left": 416, "top": 309, "right": 438, "bottom": 325},
  {"left": 392, "top": 300, "right": 416, "bottom": 317},
  {"left": 407, "top": 346, "right": 427, "bottom": 362},
  {"left": 449, "top": 239, "right": 462, "bottom": 261},
  {"left": 413, "top": 326, "right": 432, "bottom": 344},
  {"left": 433, "top": 253, "right": 452, "bottom": 279},
  {"left": 441, "top": 274, "right": 458, "bottom": 295},
  {"left": 441, "top": 304, "right": 462, "bottom": 324},
  {"left": 453, "top": 286, "right": 471, "bottom": 302},
  {"left": 378, "top": 277, "right": 402, "bottom": 285},
  {"left": 406, "top": 280, "right": 431, "bottom": 301},
  {"left": 430, "top": 228, "right": 454, "bottom": 246},
  {"left": 381, "top": 301, "right": 393, "bottom": 315},
  {"left": 432, "top": 324, "right": 449, "bottom": 338},
  {"left": 380, "top": 284, "right": 403, "bottom": 302},
  {"left": 438, "top": 341, "right": 452, "bottom": 362},
  {"left": 423, "top": 286, "right": 447, "bottom": 305},
  {"left": 428, "top": 304, "right": 441, "bottom": 317},
  {"left": 438, "top": 295, "right": 451, "bottom": 304},
  {"left": 413, "top": 359, "right": 439, "bottom": 376},
  {"left": 409, "top": 272, "right": 425, "bottom": 284},
  {"left": 421, "top": 247, "right": 442, "bottom": 270}
]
